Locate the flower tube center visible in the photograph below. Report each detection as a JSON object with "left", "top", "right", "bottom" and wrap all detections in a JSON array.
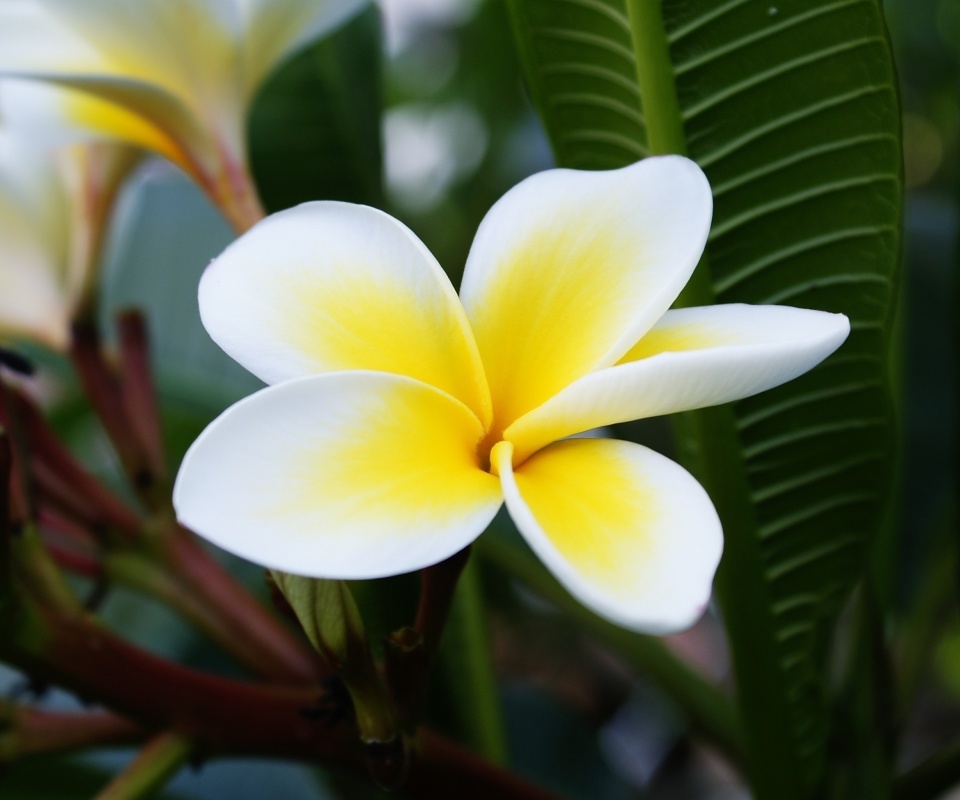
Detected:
[{"left": 476, "top": 424, "right": 504, "bottom": 474}]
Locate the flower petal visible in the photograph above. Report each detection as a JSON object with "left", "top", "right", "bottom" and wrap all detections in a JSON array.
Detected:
[
  {"left": 199, "top": 201, "right": 492, "bottom": 423},
  {"left": 493, "top": 438, "right": 722, "bottom": 633},
  {"left": 239, "top": 0, "right": 370, "bottom": 98},
  {"left": 505, "top": 304, "right": 850, "bottom": 461},
  {"left": 0, "top": 79, "right": 187, "bottom": 167},
  {"left": 174, "top": 372, "right": 502, "bottom": 579},
  {"left": 460, "top": 156, "right": 712, "bottom": 431},
  {"left": 31, "top": 0, "right": 240, "bottom": 111},
  {"left": 0, "top": 2, "right": 106, "bottom": 74},
  {"left": 0, "top": 2, "right": 222, "bottom": 167},
  {"left": 0, "top": 182, "right": 70, "bottom": 348}
]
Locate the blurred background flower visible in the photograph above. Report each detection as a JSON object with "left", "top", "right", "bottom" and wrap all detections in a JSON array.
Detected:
[
  {"left": 0, "top": 121, "right": 140, "bottom": 350},
  {"left": 0, "top": 0, "right": 370, "bottom": 231}
]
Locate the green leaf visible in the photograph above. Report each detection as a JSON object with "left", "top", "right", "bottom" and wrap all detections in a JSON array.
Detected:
[
  {"left": 507, "top": 1, "right": 902, "bottom": 797},
  {"left": 248, "top": 7, "right": 383, "bottom": 213},
  {"left": 270, "top": 573, "right": 367, "bottom": 671}
]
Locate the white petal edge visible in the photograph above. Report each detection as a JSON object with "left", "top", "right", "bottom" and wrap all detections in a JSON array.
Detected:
[
  {"left": 505, "top": 304, "right": 851, "bottom": 462},
  {"left": 199, "top": 201, "right": 491, "bottom": 423},
  {"left": 458, "top": 156, "right": 712, "bottom": 425},
  {"left": 494, "top": 438, "right": 722, "bottom": 634},
  {"left": 174, "top": 371, "right": 502, "bottom": 580}
]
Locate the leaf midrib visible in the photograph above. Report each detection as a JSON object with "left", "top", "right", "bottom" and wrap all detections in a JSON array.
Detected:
[{"left": 623, "top": 3, "right": 821, "bottom": 799}]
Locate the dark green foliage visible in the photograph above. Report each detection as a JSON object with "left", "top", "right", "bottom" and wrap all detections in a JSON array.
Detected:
[
  {"left": 249, "top": 7, "right": 383, "bottom": 212},
  {"left": 507, "top": 1, "right": 902, "bottom": 796}
]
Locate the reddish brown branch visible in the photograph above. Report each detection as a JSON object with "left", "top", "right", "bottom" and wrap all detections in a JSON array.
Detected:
[
  {"left": 386, "top": 547, "right": 473, "bottom": 726},
  {"left": 416, "top": 546, "right": 473, "bottom": 660},
  {"left": 413, "top": 732, "right": 559, "bottom": 800},
  {"left": 69, "top": 322, "right": 149, "bottom": 492},
  {"left": 0, "top": 707, "right": 143, "bottom": 761},
  {"left": 116, "top": 310, "right": 166, "bottom": 487},
  {"left": 0, "top": 387, "right": 140, "bottom": 537},
  {"left": 0, "top": 606, "right": 559, "bottom": 799},
  {"left": 164, "top": 526, "right": 325, "bottom": 685}
]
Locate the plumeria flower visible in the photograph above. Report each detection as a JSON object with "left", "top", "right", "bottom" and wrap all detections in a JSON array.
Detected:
[
  {"left": 0, "top": 0, "right": 369, "bottom": 232},
  {"left": 173, "top": 157, "right": 849, "bottom": 633},
  {"left": 0, "top": 125, "right": 140, "bottom": 349}
]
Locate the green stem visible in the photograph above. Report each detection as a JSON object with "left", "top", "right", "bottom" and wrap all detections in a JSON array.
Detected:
[
  {"left": 94, "top": 733, "right": 191, "bottom": 800},
  {"left": 625, "top": 0, "right": 710, "bottom": 309},
  {"left": 626, "top": 0, "right": 685, "bottom": 156},
  {"left": 445, "top": 557, "right": 508, "bottom": 766},
  {"left": 479, "top": 536, "right": 743, "bottom": 766}
]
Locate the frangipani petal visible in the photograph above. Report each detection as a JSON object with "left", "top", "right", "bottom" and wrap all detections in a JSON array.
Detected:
[
  {"left": 460, "top": 156, "right": 712, "bottom": 431},
  {"left": 0, "top": 189, "right": 70, "bottom": 348},
  {"left": 239, "top": 0, "right": 369, "bottom": 99},
  {"left": 199, "top": 202, "right": 492, "bottom": 423},
  {"left": 0, "top": 2, "right": 234, "bottom": 171},
  {"left": 0, "top": 79, "right": 187, "bottom": 168},
  {"left": 32, "top": 0, "right": 240, "bottom": 113},
  {"left": 0, "top": 2, "right": 106, "bottom": 74},
  {"left": 174, "top": 372, "right": 502, "bottom": 579},
  {"left": 493, "top": 438, "right": 722, "bottom": 633},
  {"left": 505, "top": 305, "right": 850, "bottom": 461}
]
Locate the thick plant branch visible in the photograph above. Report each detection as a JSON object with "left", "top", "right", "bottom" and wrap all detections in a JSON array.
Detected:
[
  {"left": 69, "top": 322, "right": 150, "bottom": 489},
  {"left": 0, "top": 602, "right": 559, "bottom": 799},
  {"left": 0, "top": 707, "right": 143, "bottom": 762},
  {"left": 116, "top": 310, "right": 167, "bottom": 497},
  {"left": 163, "top": 525, "right": 325, "bottom": 684}
]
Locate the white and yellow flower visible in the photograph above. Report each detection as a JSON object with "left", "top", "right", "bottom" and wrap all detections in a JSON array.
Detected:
[
  {"left": 173, "top": 157, "right": 849, "bottom": 633},
  {"left": 0, "top": 0, "right": 369, "bottom": 231},
  {"left": 0, "top": 124, "right": 140, "bottom": 349}
]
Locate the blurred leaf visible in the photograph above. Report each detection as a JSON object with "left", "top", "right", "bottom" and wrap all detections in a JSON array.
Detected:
[
  {"left": 507, "top": 1, "right": 902, "bottom": 798},
  {"left": 249, "top": 7, "right": 383, "bottom": 212},
  {"left": 435, "top": 559, "right": 508, "bottom": 765},
  {"left": 0, "top": 757, "right": 188, "bottom": 800}
]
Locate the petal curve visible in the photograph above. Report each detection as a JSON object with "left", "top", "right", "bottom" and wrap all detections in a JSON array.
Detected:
[
  {"left": 460, "top": 156, "right": 712, "bottom": 431},
  {"left": 174, "top": 372, "right": 502, "bottom": 579},
  {"left": 494, "top": 438, "right": 722, "bottom": 633},
  {"left": 199, "top": 201, "right": 491, "bottom": 423},
  {"left": 505, "top": 304, "right": 850, "bottom": 461}
]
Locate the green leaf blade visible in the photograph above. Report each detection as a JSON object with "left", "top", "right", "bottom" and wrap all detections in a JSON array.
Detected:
[{"left": 508, "top": 0, "right": 902, "bottom": 796}]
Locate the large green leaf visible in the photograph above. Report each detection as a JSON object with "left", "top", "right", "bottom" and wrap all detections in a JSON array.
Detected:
[{"left": 507, "top": 1, "right": 901, "bottom": 797}]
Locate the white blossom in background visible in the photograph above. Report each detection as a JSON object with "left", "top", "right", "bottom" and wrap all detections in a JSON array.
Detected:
[{"left": 0, "top": 0, "right": 370, "bottom": 231}]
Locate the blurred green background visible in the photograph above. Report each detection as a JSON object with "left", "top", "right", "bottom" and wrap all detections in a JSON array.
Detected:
[{"left": 1, "top": 1, "right": 957, "bottom": 798}]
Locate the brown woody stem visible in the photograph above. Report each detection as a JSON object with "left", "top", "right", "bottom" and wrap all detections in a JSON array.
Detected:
[
  {"left": 70, "top": 322, "right": 149, "bottom": 490},
  {"left": 116, "top": 311, "right": 166, "bottom": 492},
  {"left": 0, "top": 385, "right": 140, "bottom": 537},
  {"left": 386, "top": 546, "right": 473, "bottom": 727},
  {"left": 163, "top": 526, "right": 325, "bottom": 685},
  {"left": 0, "top": 604, "right": 558, "bottom": 799}
]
